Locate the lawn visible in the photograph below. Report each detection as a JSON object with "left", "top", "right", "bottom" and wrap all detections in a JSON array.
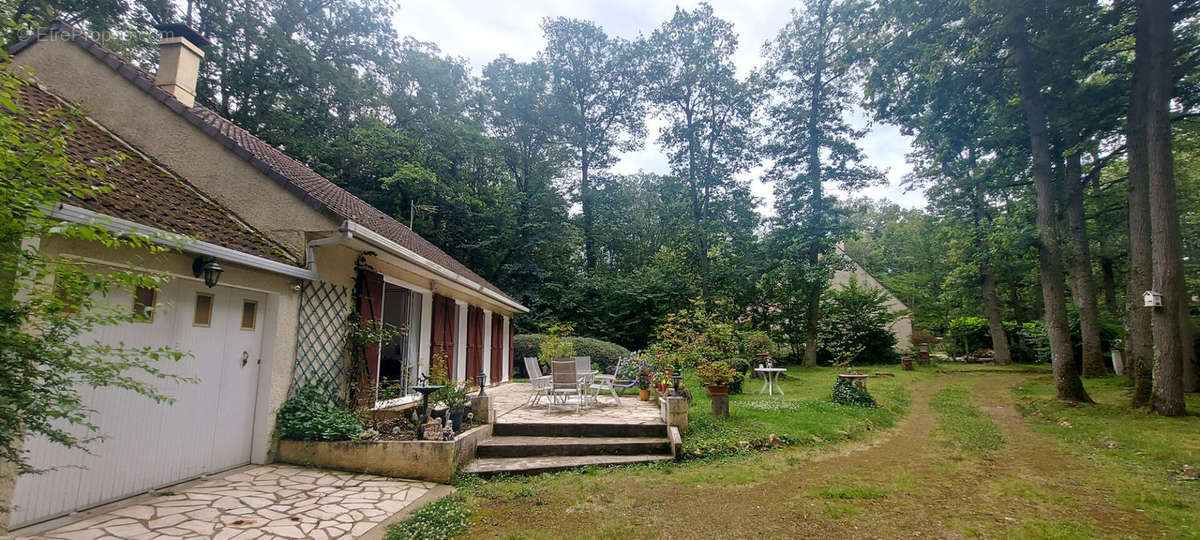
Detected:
[
  {"left": 1016, "top": 374, "right": 1200, "bottom": 538},
  {"left": 680, "top": 364, "right": 933, "bottom": 457}
]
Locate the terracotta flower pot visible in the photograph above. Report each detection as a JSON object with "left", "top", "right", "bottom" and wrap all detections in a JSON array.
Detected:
[
  {"left": 706, "top": 385, "right": 729, "bottom": 396},
  {"left": 639, "top": 389, "right": 650, "bottom": 401}
]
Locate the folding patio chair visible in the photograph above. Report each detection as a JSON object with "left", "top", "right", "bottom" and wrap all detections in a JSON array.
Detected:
[{"left": 523, "top": 357, "right": 552, "bottom": 406}]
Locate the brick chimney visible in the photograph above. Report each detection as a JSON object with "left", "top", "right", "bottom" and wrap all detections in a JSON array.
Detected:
[{"left": 153, "top": 23, "right": 210, "bottom": 108}]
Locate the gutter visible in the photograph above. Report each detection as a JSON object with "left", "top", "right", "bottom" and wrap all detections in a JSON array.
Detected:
[
  {"left": 49, "top": 204, "right": 319, "bottom": 281},
  {"left": 341, "top": 220, "right": 530, "bottom": 313}
]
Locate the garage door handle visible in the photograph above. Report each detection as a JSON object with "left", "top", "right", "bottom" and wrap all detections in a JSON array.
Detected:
[{"left": 241, "top": 351, "right": 249, "bottom": 367}]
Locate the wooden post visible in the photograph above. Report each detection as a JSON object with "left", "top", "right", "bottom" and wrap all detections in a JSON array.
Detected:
[{"left": 710, "top": 395, "right": 729, "bottom": 419}]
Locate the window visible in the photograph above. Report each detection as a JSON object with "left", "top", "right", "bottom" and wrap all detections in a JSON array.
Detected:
[
  {"left": 240, "top": 300, "right": 257, "bottom": 330},
  {"left": 132, "top": 286, "right": 157, "bottom": 323},
  {"left": 193, "top": 293, "right": 214, "bottom": 327}
]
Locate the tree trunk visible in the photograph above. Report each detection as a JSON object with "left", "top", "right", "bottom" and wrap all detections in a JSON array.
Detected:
[
  {"left": 581, "top": 153, "right": 597, "bottom": 271},
  {"left": 1008, "top": 11, "right": 1092, "bottom": 402},
  {"left": 981, "top": 260, "right": 1013, "bottom": 365},
  {"left": 1181, "top": 295, "right": 1198, "bottom": 392},
  {"left": 1126, "top": 0, "right": 1155, "bottom": 408},
  {"left": 1065, "top": 153, "right": 1107, "bottom": 377},
  {"left": 1142, "top": 0, "right": 1185, "bottom": 415},
  {"left": 803, "top": 244, "right": 822, "bottom": 368}
]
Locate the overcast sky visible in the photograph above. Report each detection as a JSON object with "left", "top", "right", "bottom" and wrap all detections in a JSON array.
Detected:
[{"left": 391, "top": 0, "right": 926, "bottom": 214}]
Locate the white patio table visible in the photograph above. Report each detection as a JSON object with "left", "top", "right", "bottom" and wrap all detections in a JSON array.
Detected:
[{"left": 755, "top": 367, "right": 787, "bottom": 396}]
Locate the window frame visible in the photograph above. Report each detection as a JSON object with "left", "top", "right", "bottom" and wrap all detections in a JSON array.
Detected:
[{"left": 192, "top": 292, "right": 214, "bottom": 328}]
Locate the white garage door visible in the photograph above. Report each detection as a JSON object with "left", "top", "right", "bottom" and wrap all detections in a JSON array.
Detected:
[{"left": 11, "top": 278, "right": 267, "bottom": 528}]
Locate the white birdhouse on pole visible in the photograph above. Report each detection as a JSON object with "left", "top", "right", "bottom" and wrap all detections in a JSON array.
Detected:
[{"left": 1143, "top": 290, "right": 1164, "bottom": 308}]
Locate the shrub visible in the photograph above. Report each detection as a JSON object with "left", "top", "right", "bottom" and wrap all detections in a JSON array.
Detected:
[
  {"left": 276, "top": 387, "right": 363, "bottom": 441},
  {"left": 819, "top": 277, "right": 901, "bottom": 365},
  {"left": 695, "top": 360, "right": 738, "bottom": 387},
  {"left": 727, "top": 357, "right": 752, "bottom": 394},
  {"left": 513, "top": 334, "right": 630, "bottom": 377},
  {"left": 831, "top": 377, "right": 876, "bottom": 407},
  {"left": 947, "top": 316, "right": 991, "bottom": 356}
]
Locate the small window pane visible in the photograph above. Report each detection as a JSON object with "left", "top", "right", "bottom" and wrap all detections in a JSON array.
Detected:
[
  {"left": 193, "top": 293, "right": 213, "bottom": 327},
  {"left": 133, "top": 286, "right": 157, "bottom": 323},
  {"left": 240, "top": 300, "right": 257, "bottom": 330}
]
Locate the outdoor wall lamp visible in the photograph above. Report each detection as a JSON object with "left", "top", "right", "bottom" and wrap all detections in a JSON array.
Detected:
[
  {"left": 192, "top": 256, "right": 223, "bottom": 288},
  {"left": 477, "top": 371, "right": 488, "bottom": 397}
]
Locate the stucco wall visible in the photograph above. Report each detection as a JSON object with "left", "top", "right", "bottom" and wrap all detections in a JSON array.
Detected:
[
  {"left": 11, "top": 38, "right": 338, "bottom": 258},
  {"left": 830, "top": 262, "right": 914, "bottom": 351}
]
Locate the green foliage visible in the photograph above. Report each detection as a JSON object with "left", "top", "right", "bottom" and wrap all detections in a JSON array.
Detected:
[
  {"left": 385, "top": 492, "right": 471, "bottom": 540},
  {"left": 0, "top": 66, "right": 189, "bottom": 474},
  {"left": 947, "top": 316, "right": 991, "bottom": 356},
  {"left": 513, "top": 334, "right": 630, "bottom": 377},
  {"left": 429, "top": 358, "right": 470, "bottom": 411},
  {"left": 647, "top": 299, "right": 740, "bottom": 368},
  {"left": 695, "top": 360, "right": 738, "bottom": 387},
  {"left": 535, "top": 322, "right": 576, "bottom": 366},
  {"left": 275, "top": 387, "right": 363, "bottom": 441},
  {"left": 830, "top": 376, "right": 876, "bottom": 407},
  {"left": 819, "top": 277, "right": 901, "bottom": 366}
]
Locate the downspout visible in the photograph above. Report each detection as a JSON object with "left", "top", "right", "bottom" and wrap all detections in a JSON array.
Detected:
[{"left": 305, "top": 222, "right": 354, "bottom": 273}]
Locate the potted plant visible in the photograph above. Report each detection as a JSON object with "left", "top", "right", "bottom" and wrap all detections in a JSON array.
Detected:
[
  {"left": 636, "top": 363, "right": 653, "bottom": 401},
  {"left": 429, "top": 355, "right": 470, "bottom": 432},
  {"left": 696, "top": 360, "right": 737, "bottom": 396}
]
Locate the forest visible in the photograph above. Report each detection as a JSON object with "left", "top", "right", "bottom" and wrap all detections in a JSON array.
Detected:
[{"left": 5, "top": 0, "right": 1198, "bottom": 414}]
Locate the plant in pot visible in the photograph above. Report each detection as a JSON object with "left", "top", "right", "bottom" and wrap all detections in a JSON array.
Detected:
[
  {"left": 727, "top": 358, "right": 751, "bottom": 394},
  {"left": 635, "top": 362, "right": 654, "bottom": 401},
  {"left": 537, "top": 321, "right": 576, "bottom": 373},
  {"left": 696, "top": 360, "right": 737, "bottom": 396},
  {"left": 429, "top": 355, "right": 470, "bottom": 432}
]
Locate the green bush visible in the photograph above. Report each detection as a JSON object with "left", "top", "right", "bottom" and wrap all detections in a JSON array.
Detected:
[
  {"left": 947, "top": 316, "right": 991, "bottom": 356},
  {"left": 276, "top": 387, "right": 363, "bottom": 441},
  {"left": 818, "top": 277, "right": 901, "bottom": 366},
  {"left": 513, "top": 334, "right": 630, "bottom": 377},
  {"left": 831, "top": 376, "right": 876, "bottom": 407}
]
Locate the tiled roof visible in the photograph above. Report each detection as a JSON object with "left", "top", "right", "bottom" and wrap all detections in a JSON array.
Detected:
[
  {"left": 17, "top": 83, "right": 300, "bottom": 266},
  {"left": 9, "top": 21, "right": 516, "bottom": 304}
]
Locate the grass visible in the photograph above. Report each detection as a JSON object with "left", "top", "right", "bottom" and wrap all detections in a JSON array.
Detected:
[
  {"left": 385, "top": 492, "right": 471, "bottom": 540},
  {"left": 804, "top": 486, "right": 888, "bottom": 500},
  {"left": 682, "top": 364, "right": 932, "bottom": 457},
  {"left": 1016, "top": 374, "right": 1200, "bottom": 538},
  {"left": 929, "top": 385, "right": 1004, "bottom": 457}
]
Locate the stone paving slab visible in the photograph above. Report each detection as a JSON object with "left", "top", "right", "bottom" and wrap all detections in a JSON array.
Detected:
[
  {"left": 9, "top": 465, "right": 437, "bottom": 540},
  {"left": 489, "top": 383, "right": 665, "bottom": 425}
]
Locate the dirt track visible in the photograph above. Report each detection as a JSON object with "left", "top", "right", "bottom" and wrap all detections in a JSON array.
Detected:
[{"left": 469, "top": 373, "right": 1160, "bottom": 538}]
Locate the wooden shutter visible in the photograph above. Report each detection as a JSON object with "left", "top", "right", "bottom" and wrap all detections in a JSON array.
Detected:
[
  {"left": 356, "top": 270, "right": 384, "bottom": 406},
  {"left": 430, "top": 294, "right": 456, "bottom": 380},
  {"left": 465, "top": 306, "right": 484, "bottom": 386},
  {"left": 490, "top": 312, "right": 503, "bottom": 382}
]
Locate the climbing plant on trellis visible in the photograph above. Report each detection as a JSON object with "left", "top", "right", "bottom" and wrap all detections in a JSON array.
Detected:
[{"left": 291, "top": 280, "right": 352, "bottom": 403}]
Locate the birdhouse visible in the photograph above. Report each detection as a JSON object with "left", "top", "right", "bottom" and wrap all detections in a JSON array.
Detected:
[{"left": 1143, "top": 290, "right": 1164, "bottom": 308}]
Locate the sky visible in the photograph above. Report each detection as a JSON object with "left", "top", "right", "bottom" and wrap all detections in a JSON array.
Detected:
[{"left": 391, "top": 0, "right": 926, "bottom": 214}]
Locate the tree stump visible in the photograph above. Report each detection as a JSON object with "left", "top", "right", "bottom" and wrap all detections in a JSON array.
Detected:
[
  {"left": 917, "top": 350, "right": 931, "bottom": 367},
  {"left": 902, "top": 356, "right": 914, "bottom": 371},
  {"left": 710, "top": 395, "right": 730, "bottom": 419}
]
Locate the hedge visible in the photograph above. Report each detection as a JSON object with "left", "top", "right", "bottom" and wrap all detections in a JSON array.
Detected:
[{"left": 513, "top": 334, "right": 631, "bottom": 377}]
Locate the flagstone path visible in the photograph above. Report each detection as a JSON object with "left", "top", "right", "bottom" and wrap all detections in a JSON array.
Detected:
[{"left": 10, "top": 465, "right": 440, "bottom": 540}]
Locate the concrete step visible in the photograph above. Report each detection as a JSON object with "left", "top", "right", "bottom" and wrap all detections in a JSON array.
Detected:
[
  {"left": 491, "top": 422, "right": 667, "bottom": 438},
  {"left": 462, "top": 454, "right": 673, "bottom": 476},
  {"left": 476, "top": 436, "right": 671, "bottom": 458}
]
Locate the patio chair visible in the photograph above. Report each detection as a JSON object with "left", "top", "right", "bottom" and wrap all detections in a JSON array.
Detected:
[
  {"left": 523, "top": 357, "right": 552, "bottom": 406},
  {"left": 548, "top": 358, "right": 584, "bottom": 413},
  {"left": 595, "top": 355, "right": 638, "bottom": 397}
]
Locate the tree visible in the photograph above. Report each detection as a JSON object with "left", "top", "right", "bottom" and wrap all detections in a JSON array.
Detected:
[
  {"left": 1138, "top": 0, "right": 1187, "bottom": 415},
  {"left": 646, "top": 3, "right": 758, "bottom": 284},
  {"left": 539, "top": 17, "right": 646, "bottom": 271},
  {"left": 763, "top": 0, "right": 882, "bottom": 368},
  {"left": 0, "top": 67, "right": 187, "bottom": 474}
]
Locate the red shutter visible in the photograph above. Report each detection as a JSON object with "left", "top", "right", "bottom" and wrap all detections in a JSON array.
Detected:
[
  {"left": 490, "top": 313, "right": 503, "bottom": 383},
  {"left": 509, "top": 318, "right": 516, "bottom": 379},
  {"left": 430, "top": 294, "right": 456, "bottom": 380},
  {"left": 356, "top": 270, "right": 384, "bottom": 406},
  {"left": 465, "top": 306, "right": 484, "bottom": 386}
]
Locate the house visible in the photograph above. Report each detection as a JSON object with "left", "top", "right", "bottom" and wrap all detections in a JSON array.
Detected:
[
  {"left": 2, "top": 21, "right": 526, "bottom": 531},
  {"left": 830, "top": 250, "right": 914, "bottom": 351}
]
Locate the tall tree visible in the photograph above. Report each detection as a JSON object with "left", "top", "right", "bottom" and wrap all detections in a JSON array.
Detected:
[
  {"left": 764, "top": 0, "right": 882, "bottom": 367},
  {"left": 539, "top": 17, "right": 646, "bottom": 271},
  {"left": 1140, "top": 0, "right": 1187, "bottom": 415},
  {"left": 646, "top": 3, "right": 758, "bottom": 284}
]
